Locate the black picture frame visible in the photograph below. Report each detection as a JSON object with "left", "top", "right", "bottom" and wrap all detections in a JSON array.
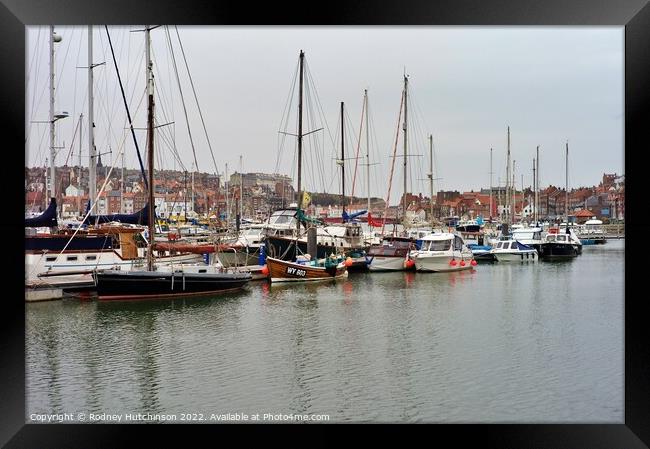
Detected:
[{"left": 3, "top": 0, "right": 648, "bottom": 447}]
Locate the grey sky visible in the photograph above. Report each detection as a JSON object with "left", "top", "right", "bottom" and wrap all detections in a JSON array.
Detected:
[{"left": 26, "top": 26, "right": 623, "bottom": 202}]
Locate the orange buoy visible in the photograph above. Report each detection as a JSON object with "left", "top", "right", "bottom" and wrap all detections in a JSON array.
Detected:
[
  {"left": 261, "top": 265, "right": 269, "bottom": 276},
  {"left": 450, "top": 259, "right": 457, "bottom": 266},
  {"left": 460, "top": 260, "right": 466, "bottom": 267},
  {"left": 345, "top": 257, "right": 354, "bottom": 267},
  {"left": 404, "top": 259, "right": 415, "bottom": 269},
  {"left": 471, "top": 259, "right": 478, "bottom": 266}
]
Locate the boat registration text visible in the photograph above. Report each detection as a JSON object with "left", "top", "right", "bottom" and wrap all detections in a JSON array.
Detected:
[{"left": 286, "top": 267, "right": 307, "bottom": 277}]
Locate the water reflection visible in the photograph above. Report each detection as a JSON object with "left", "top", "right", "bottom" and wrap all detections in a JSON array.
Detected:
[{"left": 26, "top": 240, "right": 624, "bottom": 423}]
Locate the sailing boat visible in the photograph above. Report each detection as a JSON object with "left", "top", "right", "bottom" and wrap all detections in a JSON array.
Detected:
[
  {"left": 366, "top": 76, "right": 420, "bottom": 271},
  {"left": 94, "top": 26, "right": 251, "bottom": 299},
  {"left": 538, "top": 141, "right": 582, "bottom": 258},
  {"left": 25, "top": 27, "right": 204, "bottom": 292},
  {"left": 264, "top": 51, "right": 348, "bottom": 283}
]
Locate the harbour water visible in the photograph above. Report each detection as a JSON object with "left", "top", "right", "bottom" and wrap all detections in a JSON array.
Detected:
[{"left": 26, "top": 240, "right": 623, "bottom": 423}]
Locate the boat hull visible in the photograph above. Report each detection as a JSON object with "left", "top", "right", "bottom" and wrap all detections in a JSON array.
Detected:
[
  {"left": 493, "top": 251, "right": 538, "bottom": 262},
  {"left": 413, "top": 255, "right": 474, "bottom": 272},
  {"left": 367, "top": 256, "right": 412, "bottom": 272},
  {"left": 538, "top": 242, "right": 580, "bottom": 258},
  {"left": 266, "top": 257, "right": 348, "bottom": 283},
  {"left": 95, "top": 269, "right": 251, "bottom": 300}
]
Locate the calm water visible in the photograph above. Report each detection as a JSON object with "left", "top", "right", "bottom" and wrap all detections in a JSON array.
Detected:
[{"left": 26, "top": 240, "right": 624, "bottom": 423}]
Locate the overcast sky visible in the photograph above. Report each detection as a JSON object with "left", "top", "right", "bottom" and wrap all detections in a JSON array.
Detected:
[{"left": 25, "top": 26, "right": 623, "bottom": 202}]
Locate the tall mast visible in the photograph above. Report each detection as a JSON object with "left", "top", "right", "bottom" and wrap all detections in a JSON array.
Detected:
[
  {"left": 121, "top": 150, "right": 124, "bottom": 213},
  {"left": 402, "top": 75, "right": 408, "bottom": 222},
  {"left": 78, "top": 114, "right": 83, "bottom": 180},
  {"left": 521, "top": 173, "right": 524, "bottom": 221},
  {"left": 489, "top": 148, "right": 493, "bottom": 221},
  {"left": 225, "top": 163, "right": 229, "bottom": 225},
  {"left": 340, "top": 101, "right": 346, "bottom": 215},
  {"left": 88, "top": 26, "right": 97, "bottom": 210},
  {"left": 191, "top": 165, "right": 195, "bottom": 217},
  {"left": 532, "top": 156, "right": 536, "bottom": 224},
  {"left": 536, "top": 145, "right": 540, "bottom": 224},
  {"left": 146, "top": 25, "right": 155, "bottom": 271},
  {"left": 49, "top": 26, "right": 56, "bottom": 201},
  {"left": 506, "top": 126, "right": 511, "bottom": 225},
  {"left": 565, "top": 141, "right": 569, "bottom": 226},
  {"left": 296, "top": 50, "right": 304, "bottom": 238},
  {"left": 512, "top": 159, "right": 516, "bottom": 223},
  {"left": 239, "top": 155, "right": 243, "bottom": 220},
  {"left": 428, "top": 134, "right": 434, "bottom": 224},
  {"left": 365, "top": 90, "right": 370, "bottom": 214}
]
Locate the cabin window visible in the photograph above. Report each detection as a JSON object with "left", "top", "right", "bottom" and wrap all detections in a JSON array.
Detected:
[
  {"left": 85, "top": 255, "right": 97, "bottom": 261},
  {"left": 496, "top": 242, "right": 502, "bottom": 249},
  {"left": 453, "top": 236, "right": 463, "bottom": 251},
  {"left": 45, "top": 256, "right": 57, "bottom": 262},
  {"left": 510, "top": 242, "right": 518, "bottom": 250},
  {"left": 198, "top": 269, "right": 207, "bottom": 273},
  {"left": 66, "top": 256, "right": 78, "bottom": 261},
  {"left": 533, "top": 232, "right": 541, "bottom": 240},
  {"left": 557, "top": 235, "right": 567, "bottom": 242},
  {"left": 431, "top": 240, "right": 451, "bottom": 251}
]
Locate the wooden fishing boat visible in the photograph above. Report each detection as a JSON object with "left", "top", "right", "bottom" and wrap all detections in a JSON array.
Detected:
[{"left": 266, "top": 255, "right": 347, "bottom": 283}]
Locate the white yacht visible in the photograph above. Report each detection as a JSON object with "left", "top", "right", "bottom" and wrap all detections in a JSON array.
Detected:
[
  {"left": 410, "top": 232, "right": 475, "bottom": 272},
  {"left": 490, "top": 237, "right": 538, "bottom": 262}
]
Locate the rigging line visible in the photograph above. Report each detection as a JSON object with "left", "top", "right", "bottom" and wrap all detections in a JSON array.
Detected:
[
  {"left": 62, "top": 114, "right": 82, "bottom": 166},
  {"left": 174, "top": 26, "right": 220, "bottom": 176},
  {"left": 382, "top": 90, "right": 405, "bottom": 237},
  {"left": 54, "top": 26, "right": 75, "bottom": 94},
  {"left": 57, "top": 128, "right": 131, "bottom": 256},
  {"left": 105, "top": 25, "right": 148, "bottom": 189},
  {"left": 27, "top": 26, "right": 42, "bottom": 87},
  {"left": 27, "top": 27, "right": 44, "bottom": 133},
  {"left": 303, "top": 77, "right": 320, "bottom": 193},
  {"left": 349, "top": 93, "right": 366, "bottom": 202},
  {"left": 344, "top": 107, "right": 360, "bottom": 203},
  {"left": 164, "top": 26, "right": 199, "bottom": 172},
  {"left": 275, "top": 59, "right": 298, "bottom": 174},
  {"left": 304, "top": 60, "right": 336, "bottom": 152}
]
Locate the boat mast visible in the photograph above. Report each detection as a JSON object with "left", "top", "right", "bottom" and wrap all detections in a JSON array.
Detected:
[
  {"left": 296, "top": 50, "right": 304, "bottom": 239},
  {"left": 565, "top": 141, "right": 569, "bottom": 227},
  {"left": 365, "top": 90, "right": 370, "bottom": 214},
  {"left": 341, "top": 101, "right": 345, "bottom": 216},
  {"left": 489, "top": 148, "right": 493, "bottom": 221},
  {"left": 512, "top": 159, "right": 516, "bottom": 223},
  {"left": 506, "top": 126, "right": 510, "bottom": 225},
  {"left": 532, "top": 156, "right": 536, "bottom": 224},
  {"left": 402, "top": 74, "right": 408, "bottom": 223},
  {"left": 49, "top": 26, "right": 57, "bottom": 201},
  {"left": 146, "top": 25, "right": 155, "bottom": 271},
  {"left": 225, "top": 162, "right": 229, "bottom": 226},
  {"left": 536, "top": 145, "right": 540, "bottom": 225},
  {"left": 429, "top": 134, "right": 434, "bottom": 224},
  {"left": 88, "top": 26, "right": 97, "bottom": 210},
  {"left": 121, "top": 150, "right": 124, "bottom": 213},
  {"left": 239, "top": 155, "right": 243, "bottom": 221}
]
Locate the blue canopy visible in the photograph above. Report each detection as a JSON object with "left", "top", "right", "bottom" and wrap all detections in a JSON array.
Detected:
[
  {"left": 83, "top": 203, "right": 151, "bottom": 225},
  {"left": 25, "top": 198, "right": 58, "bottom": 228},
  {"left": 342, "top": 209, "right": 368, "bottom": 223}
]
